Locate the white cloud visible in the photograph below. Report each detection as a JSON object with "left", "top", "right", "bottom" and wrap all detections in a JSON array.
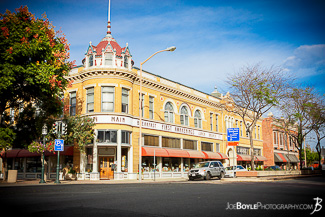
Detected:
[{"left": 283, "top": 44, "right": 325, "bottom": 77}]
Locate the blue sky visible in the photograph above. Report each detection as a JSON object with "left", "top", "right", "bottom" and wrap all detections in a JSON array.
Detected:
[{"left": 1, "top": 0, "right": 325, "bottom": 147}]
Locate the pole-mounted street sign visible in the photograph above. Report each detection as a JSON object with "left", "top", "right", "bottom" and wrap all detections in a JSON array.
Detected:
[
  {"left": 54, "top": 139, "right": 64, "bottom": 151},
  {"left": 227, "top": 128, "right": 240, "bottom": 142}
]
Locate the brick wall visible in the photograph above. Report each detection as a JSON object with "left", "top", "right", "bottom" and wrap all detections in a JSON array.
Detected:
[{"left": 262, "top": 116, "right": 274, "bottom": 166}]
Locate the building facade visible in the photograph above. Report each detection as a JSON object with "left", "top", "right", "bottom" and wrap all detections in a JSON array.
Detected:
[
  {"left": 262, "top": 112, "right": 299, "bottom": 169},
  {"left": 62, "top": 13, "right": 265, "bottom": 180}
]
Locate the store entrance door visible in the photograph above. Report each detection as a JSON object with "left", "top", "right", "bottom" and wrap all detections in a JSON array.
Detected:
[{"left": 99, "top": 157, "right": 114, "bottom": 179}]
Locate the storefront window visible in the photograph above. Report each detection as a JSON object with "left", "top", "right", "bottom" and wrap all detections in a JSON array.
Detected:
[
  {"left": 122, "top": 131, "right": 131, "bottom": 144},
  {"left": 144, "top": 135, "right": 159, "bottom": 146},
  {"left": 237, "top": 146, "right": 250, "bottom": 155},
  {"left": 26, "top": 157, "right": 42, "bottom": 173},
  {"left": 201, "top": 142, "right": 212, "bottom": 152},
  {"left": 162, "top": 157, "right": 171, "bottom": 172},
  {"left": 86, "top": 147, "right": 93, "bottom": 172},
  {"left": 14, "top": 158, "right": 24, "bottom": 172},
  {"left": 183, "top": 158, "right": 196, "bottom": 172},
  {"left": 142, "top": 156, "right": 158, "bottom": 172},
  {"left": 97, "top": 130, "right": 117, "bottom": 143},
  {"left": 183, "top": 140, "right": 197, "bottom": 150},
  {"left": 162, "top": 137, "right": 180, "bottom": 149},
  {"left": 122, "top": 148, "right": 128, "bottom": 172}
]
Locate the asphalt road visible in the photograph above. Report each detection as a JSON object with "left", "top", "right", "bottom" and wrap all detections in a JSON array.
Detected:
[{"left": 1, "top": 177, "right": 325, "bottom": 217}]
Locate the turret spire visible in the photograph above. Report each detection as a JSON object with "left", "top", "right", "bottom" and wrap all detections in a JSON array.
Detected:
[{"left": 107, "top": 0, "right": 111, "bottom": 35}]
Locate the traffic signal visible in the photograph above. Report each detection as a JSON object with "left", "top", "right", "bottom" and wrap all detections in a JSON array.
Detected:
[
  {"left": 52, "top": 122, "right": 58, "bottom": 134},
  {"left": 62, "top": 122, "right": 67, "bottom": 135}
]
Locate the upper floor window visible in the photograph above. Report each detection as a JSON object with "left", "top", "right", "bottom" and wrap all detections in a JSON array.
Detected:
[
  {"left": 164, "top": 102, "right": 174, "bottom": 123},
  {"left": 121, "top": 88, "right": 129, "bottom": 113},
  {"left": 246, "top": 123, "right": 250, "bottom": 137},
  {"left": 258, "top": 126, "right": 260, "bottom": 140},
  {"left": 180, "top": 106, "right": 189, "bottom": 126},
  {"left": 86, "top": 87, "right": 94, "bottom": 113},
  {"left": 194, "top": 110, "right": 202, "bottom": 128},
  {"left": 105, "top": 53, "right": 113, "bottom": 66},
  {"left": 70, "top": 91, "right": 76, "bottom": 116},
  {"left": 162, "top": 137, "right": 180, "bottom": 149},
  {"left": 102, "top": 86, "right": 114, "bottom": 112},
  {"left": 273, "top": 131, "right": 278, "bottom": 145},
  {"left": 89, "top": 55, "right": 93, "bottom": 67},
  {"left": 124, "top": 56, "right": 128, "bottom": 68},
  {"left": 240, "top": 121, "right": 243, "bottom": 136},
  {"left": 215, "top": 114, "right": 219, "bottom": 132},
  {"left": 97, "top": 130, "right": 117, "bottom": 143},
  {"left": 139, "top": 93, "right": 144, "bottom": 117},
  {"left": 144, "top": 135, "right": 159, "bottom": 147},
  {"left": 210, "top": 113, "right": 213, "bottom": 131},
  {"left": 183, "top": 139, "right": 197, "bottom": 150},
  {"left": 149, "top": 96, "right": 154, "bottom": 119}
]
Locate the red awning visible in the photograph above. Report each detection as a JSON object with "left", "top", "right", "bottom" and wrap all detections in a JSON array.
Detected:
[
  {"left": 187, "top": 150, "right": 206, "bottom": 159},
  {"left": 256, "top": 155, "right": 267, "bottom": 161},
  {"left": 1, "top": 146, "right": 74, "bottom": 158},
  {"left": 165, "top": 148, "right": 190, "bottom": 158},
  {"left": 277, "top": 153, "right": 287, "bottom": 163},
  {"left": 218, "top": 152, "right": 228, "bottom": 159},
  {"left": 203, "top": 151, "right": 223, "bottom": 159},
  {"left": 237, "top": 154, "right": 252, "bottom": 161},
  {"left": 142, "top": 147, "right": 169, "bottom": 157}
]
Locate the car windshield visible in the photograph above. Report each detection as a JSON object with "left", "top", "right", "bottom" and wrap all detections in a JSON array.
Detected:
[{"left": 194, "top": 162, "right": 210, "bottom": 168}]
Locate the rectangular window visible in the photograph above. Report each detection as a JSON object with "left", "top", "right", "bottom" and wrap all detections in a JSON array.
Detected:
[
  {"left": 183, "top": 140, "right": 197, "bottom": 150},
  {"left": 162, "top": 137, "right": 180, "bottom": 149},
  {"left": 237, "top": 146, "right": 250, "bottom": 155},
  {"left": 86, "top": 87, "right": 94, "bottom": 113},
  {"left": 215, "top": 114, "right": 219, "bottom": 132},
  {"left": 216, "top": 143, "right": 220, "bottom": 152},
  {"left": 149, "top": 96, "right": 154, "bottom": 119},
  {"left": 235, "top": 120, "right": 238, "bottom": 128},
  {"left": 144, "top": 135, "right": 159, "bottom": 147},
  {"left": 240, "top": 121, "right": 243, "bottom": 137},
  {"left": 139, "top": 93, "right": 144, "bottom": 117},
  {"left": 258, "top": 126, "right": 260, "bottom": 140},
  {"left": 122, "top": 131, "right": 130, "bottom": 144},
  {"left": 121, "top": 88, "right": 129, "bottom": 113},
  {"left": 97, "top": 130, "right": 117, "bottom": 143},
  {"left": 253, "top": 148, "right": 261, "bottom": 156},
  {"left": 273, "top": 131, "right": 278, "bottom": 145},
  {"left": 102, "top": 86, "right": 114, "bottom": 112},
  {"left": 210, "top": 113, "right": 213, "bottom": 131},
  {"left": 201, "top": 142, "right": 213, "bottom": 152},
  {"left": 105, "top": 53, "right": 113, "bottom": 66},
  {"left": 70, "top": 91, "right": 76, "bottom": 116}
]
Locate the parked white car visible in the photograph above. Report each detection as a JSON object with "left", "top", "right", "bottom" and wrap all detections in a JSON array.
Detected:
[{"left": 225, "top": 165, "right": 247, "bottom": 178}]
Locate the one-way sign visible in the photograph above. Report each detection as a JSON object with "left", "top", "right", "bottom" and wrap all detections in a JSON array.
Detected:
[
  {"left": 227, "top": 128, "right": 240, "bottom": 142},
  {"left": 54, "top": 139, "right": 64, "bottom": 151}
]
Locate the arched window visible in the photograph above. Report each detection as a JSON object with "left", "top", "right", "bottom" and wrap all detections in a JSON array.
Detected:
[
  {"left": 164, "top": 102, "right": 174, "bottom": 123},
  {"left": 180, "top": 106, "right": 189, "bottom": 126},
  {"left": 89, "top": 55, "right": 93, "bottom": 67},
  {"left": 194, "top": 110, "right": 202, "bottom": 128},
  {"left": 124, "top": 55, "right": 128, "bottom": 68}
]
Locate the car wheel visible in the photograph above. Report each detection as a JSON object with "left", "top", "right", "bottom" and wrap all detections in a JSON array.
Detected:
[
  {"left": 219, "top": 172, "right": 224, "bottom": 180},
  {"left": 189, "top": 177, "right": 194, "bottom": 181},
  {"left": 205, "top": 172, "right": 211, "bottom": 180}
]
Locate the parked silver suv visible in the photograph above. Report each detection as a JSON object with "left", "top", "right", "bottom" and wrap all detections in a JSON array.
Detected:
[{"left": 188, "top": 161, "right": 225, "bottom": 181}]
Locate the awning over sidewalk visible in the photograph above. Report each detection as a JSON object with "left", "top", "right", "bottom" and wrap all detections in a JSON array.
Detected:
[
  {"left": 142, "top": 147, "right": 223, "bottom": 159},
  {"left": 237, "top": 154, "right": 251, "bottom": 161},
  {"left": 274, "top": 153, "right": 291, "bottom": 163},
  {"left": 286, "top": 154, "right": 299, "bottom": 163},
  {"left": 203, "top": 151, "right": 228, "bottom": 160},
  {"left": 1, "top": 146, "right": 74, "bottom": 158},
  {"left": 255, "top": 155, "right": 267, "bottom": 161}
]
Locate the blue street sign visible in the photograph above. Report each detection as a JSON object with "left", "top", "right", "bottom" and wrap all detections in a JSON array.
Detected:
[
  {"left": 227, "top": 128, "right": 240, "bottom": 142},
  {"left": 54, "top": 139, "right": 64, "bottom": 151}
]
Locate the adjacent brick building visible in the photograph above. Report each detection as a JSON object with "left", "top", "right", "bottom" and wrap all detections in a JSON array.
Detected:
[{"left": 262, "top": 112, "right": 299, "bottom": 169}]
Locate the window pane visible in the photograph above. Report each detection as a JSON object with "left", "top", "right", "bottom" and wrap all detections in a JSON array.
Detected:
[{"left": 98, "top": 131, "right": 104, "bottom": 143}]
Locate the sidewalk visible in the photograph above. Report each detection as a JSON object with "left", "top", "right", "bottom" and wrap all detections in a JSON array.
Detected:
[{"left": 0, "top": 174, "right": 321, "bottom": 187}]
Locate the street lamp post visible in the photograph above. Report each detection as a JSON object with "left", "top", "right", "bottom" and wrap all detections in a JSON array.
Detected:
[
  {"left": 138, "top": 46, "right": 176, "bottom": 182},
  {"left": 40, "top": 124, "right": 48, "bottom": 184}
]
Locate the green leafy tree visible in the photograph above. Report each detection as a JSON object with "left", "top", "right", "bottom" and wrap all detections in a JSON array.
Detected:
[{"left": 0, "top": 6, "right": 74, "bottom": 150}]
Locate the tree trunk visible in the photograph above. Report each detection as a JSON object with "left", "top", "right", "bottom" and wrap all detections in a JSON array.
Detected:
[{"left": 250, "top": 132, "right": 255, "bottom": 171}]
